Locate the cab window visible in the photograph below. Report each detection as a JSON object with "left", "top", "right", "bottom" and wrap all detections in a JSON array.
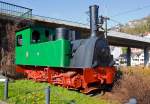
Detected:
[
  {"left": 45, "top": 30, "right": 53, "bottom": 41},
  {"left": 31, "top": 30, "right": 40, "bottom": 43},
  {"left": 17, "top": 35, "right": 22, "bottom": 46}
]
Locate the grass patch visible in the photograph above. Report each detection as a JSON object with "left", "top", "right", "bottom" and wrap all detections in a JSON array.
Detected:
[{"left": 0, "top": 80, "right": 110, "bottom": 104}]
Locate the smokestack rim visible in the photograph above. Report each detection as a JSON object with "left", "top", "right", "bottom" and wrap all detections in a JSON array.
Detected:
[{"left": 89, "top": 5, "right": 99, "bottom": 9}]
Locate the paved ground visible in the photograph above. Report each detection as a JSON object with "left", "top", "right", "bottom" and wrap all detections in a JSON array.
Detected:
[
  {"left": 0, "top": 101, "right": 7, "bottom": 104},
  {"left": 0, "top": 75, "right": 7, "bottom": 104},
  {"left": 0, "top": 75, "right": 6, "bottom": 82},
  {"left": 0, "top": 75, "right": 5, "bottom": 79}
]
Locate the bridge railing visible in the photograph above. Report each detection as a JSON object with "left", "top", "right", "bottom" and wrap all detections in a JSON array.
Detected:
[
  {"left": 0, "top": 1, "right": 32, "bottom": 19},
  {"left": 0, "top": 1, "right": 89, "bottom": 28},
  {"left": 32, "top": 14, "right": 89, "bottom": 28}
]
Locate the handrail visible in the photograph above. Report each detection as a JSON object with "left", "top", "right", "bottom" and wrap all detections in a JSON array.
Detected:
[
  {"left": 0, "top": 0, "right": 32, "bottom": 18},
  {"left": 0, "top": 1, "right": 89, "bottom": 27},
  {"left": 0, "top": 1, "right": 32, "bottom": 11}
]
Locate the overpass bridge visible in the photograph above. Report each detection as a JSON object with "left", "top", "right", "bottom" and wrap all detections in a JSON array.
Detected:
[
  {"left": 33, "top": 15, "right": 150, "bottom": 49},
  {"left": 0, "top": 1, "right": 150, "bottom": 66}
]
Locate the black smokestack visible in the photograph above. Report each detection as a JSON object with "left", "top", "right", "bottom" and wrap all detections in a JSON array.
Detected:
[{"left": 89, "top": 5, "right": 99, "bottom": 37}]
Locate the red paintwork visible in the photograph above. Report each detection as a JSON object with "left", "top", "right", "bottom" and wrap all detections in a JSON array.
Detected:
[{"left": 16, "top": 66, "right": 116, "bottom": 93}]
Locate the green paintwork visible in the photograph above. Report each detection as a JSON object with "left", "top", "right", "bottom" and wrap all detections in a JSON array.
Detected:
[{"left": 15, "top": 26, "right": 71, "bottom": 67}]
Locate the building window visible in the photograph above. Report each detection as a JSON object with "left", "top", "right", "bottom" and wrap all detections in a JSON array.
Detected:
[
  {"left": 141, "top": 59, "right": 144, "bottom": 61},
  {"left": 17, "top": 35, "right": 22, "bottom": 46},
  {"left": 32, "top": 30, "right": 40, "bottom": 43}
]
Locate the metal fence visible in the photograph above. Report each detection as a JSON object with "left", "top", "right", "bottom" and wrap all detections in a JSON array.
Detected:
[
  {"left": 32, "top": 14, "right": 88, "bottom": 27},
  {"left": 0, "top": 1, "right": 32, "bottom": 19},
  {"left": 0, "top": 1, "right": 89, "bottom": 28},
  {"left": 0, "top": 80, "right": 49, "bottom": 104},
  {"left": 0, "top": 79, "right": 79, "bottom": 104}
]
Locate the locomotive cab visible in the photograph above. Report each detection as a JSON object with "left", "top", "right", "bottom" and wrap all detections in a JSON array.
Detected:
[{"left": 15, "top": 26, "right": 71, "bottom": 67}]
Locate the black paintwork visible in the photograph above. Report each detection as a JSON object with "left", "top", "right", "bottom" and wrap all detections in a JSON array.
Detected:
[
  {"left": 70, "top": 36, "right": 114, "bottom": 68},
  {"left": 56, "top": 5, "right": 114, "bottom": 68}
]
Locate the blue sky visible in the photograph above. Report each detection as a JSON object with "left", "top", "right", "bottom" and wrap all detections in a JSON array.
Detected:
[{"left": 2, "top": 0, "right": 150, "bottom": 27}]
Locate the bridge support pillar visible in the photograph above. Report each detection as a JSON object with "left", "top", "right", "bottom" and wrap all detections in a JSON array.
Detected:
[
  {"left": 127, "top": 47, "right": 131, "bottom": 66},
  {"left": 144, "top": 47, "right": 149, "bottom": 67}
]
